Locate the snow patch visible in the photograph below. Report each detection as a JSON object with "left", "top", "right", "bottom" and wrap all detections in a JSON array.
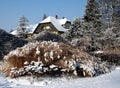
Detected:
[
  {"left": 44, "top": 52, "right": 49, "bottom": 57},
  {"left": 0, "top": 67, "right": 120, "bottom": 88},
  {"left": 50, "top": 51, "right": 54, "bottom": 60},
  {"left": 36, "top": 47, "right": 41, "bottom": 55}
]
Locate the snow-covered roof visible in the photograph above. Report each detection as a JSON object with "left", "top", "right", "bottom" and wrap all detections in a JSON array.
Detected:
[
  {"left": 11, "top": 30, "right": 19, "bottom": 35},
  {"left": 40, "top": 16, "right": 70, "bottom": 32},
  {"left": 26, "top": 24, "right": 38, "bottom": 34},
  {"left": 59, "top": 18, "right": 70, "bottom": 25}
]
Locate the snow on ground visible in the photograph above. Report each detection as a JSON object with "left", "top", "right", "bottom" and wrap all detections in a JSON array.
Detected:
[{"left": 0, "top": 67, "right": 120, "bottom": 88}]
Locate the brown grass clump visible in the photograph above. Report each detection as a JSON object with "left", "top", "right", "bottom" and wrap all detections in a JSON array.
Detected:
[
  {"left": 104, "top": 48, "right": 120, "bottom": 54},
  {"left": 3, "top": 41, "right": 71, "bottom": 75},
  {"left": 3, "top": 41, "right": 110, "bottom": 77}
]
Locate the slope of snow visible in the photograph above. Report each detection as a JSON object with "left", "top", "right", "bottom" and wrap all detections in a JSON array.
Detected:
[{"left": 0, "top": 67, "right": 120, "bottom": 88}]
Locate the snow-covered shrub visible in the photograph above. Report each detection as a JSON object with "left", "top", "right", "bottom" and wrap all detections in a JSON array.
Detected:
[
  {"left": 91, "top": 52, "right": 120, "bottom": 65},
  {"left": 3, "top": 41, "right": 111, "bottom": 78},
  {"left": 31, "top": 31, "right": 68, "bottom": 44},
  {"left": 70, "top": 37, "right": 96, "bottom": 51},
  {"left": 0, "top": 61, "right": 9, "bottom": 73},
  {"left": 4, "top": 41, "right": 70, "bottom": 74},
  {"left": 62, "top": 29, "right": 99, "bottom": 52},
  {"left": 0, "top": 29, "right": 28, "bottom": 60}
]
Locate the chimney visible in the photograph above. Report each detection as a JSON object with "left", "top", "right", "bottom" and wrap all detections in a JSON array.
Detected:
[
  {"left": 62, "top": 17, "right": 65, "bottom": 19},
  {"left": 55, "top": 15, "right": 58, "bottom": 19}
]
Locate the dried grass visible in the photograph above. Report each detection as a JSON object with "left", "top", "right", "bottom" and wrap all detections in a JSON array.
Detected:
[
  {"left": 104, "top": 48, "right": 120, "bottom": 54},
  {"left": 3, "top": 41, "right": 108, "bottom": 77}
]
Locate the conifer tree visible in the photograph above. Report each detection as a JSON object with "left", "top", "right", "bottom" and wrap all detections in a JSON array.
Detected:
[
  {"left": 16, "top": 16, "right": 29, "bottom": 37},
  {"left": 16, "top": 16, "right": 29, "bottom": 38},
  {"left": 98, "top": 0, "right": 120, "bottom": 27},
  {"left": 83, "top": 0, "right": 102, "bottom": 35},
  {"left": 62, "top": 18, "right": 84, "bottom": 41}
]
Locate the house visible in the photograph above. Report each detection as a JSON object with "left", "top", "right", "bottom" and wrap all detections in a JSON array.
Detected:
[
  {"left": 34, "top": 16, "right": 71, "bottom": 34},
  {"left": 25, "top": 24, "right": 38, "bottom": 38},
  {"left": 11, "top": 16, "right": 71, "bottom": 39}
]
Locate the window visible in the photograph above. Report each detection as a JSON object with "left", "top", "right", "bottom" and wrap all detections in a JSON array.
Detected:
[
  {"left": 53, "top": 31, "right": 58, "bottom": 34},
  {"left": 65, "top": 23, "right": 70, "bottom": 29},
  {"left": 43, "top": 26, "right": 51, "bottom": 30},
  {"left": 46, "top": 26, "right": 50, "bottom": 29}
]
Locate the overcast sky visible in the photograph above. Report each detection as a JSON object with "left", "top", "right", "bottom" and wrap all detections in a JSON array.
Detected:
[{"left": 0, "top": 0, "right": 87, "bottom": 32}]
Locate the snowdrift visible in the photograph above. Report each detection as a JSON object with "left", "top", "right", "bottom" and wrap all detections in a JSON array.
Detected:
[{"left": 3, "top": 41, "right": 110, "bottom": 78}]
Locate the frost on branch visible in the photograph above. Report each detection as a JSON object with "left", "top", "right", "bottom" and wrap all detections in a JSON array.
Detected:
[{"left": 4, "top": 41, "right": 111, "bottom": 78}]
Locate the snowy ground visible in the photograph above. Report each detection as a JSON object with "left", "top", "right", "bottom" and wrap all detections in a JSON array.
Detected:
[{"left": 0, "top": 67, "right": 120, "bottom": 88}]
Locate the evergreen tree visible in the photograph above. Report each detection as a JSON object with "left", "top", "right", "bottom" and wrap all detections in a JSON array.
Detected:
[
  {"left": 110, "top": 0, "right": 120, "bottom": 28},
  {"left": 110, "top": 0, "right": 120, "bottom": 37},
  {"left": 16, "top": 16, "right": 29, "bottom": 36},
  {"left": 97, "top": 0, "right": 120, "bottom": 49},
  {"left": 98, "top": 0, "right": 120, "bottom": 28},
  {"left": 62, "top": 18, "right": 84, "bottom": 41},
  {"left": 83, "top": 0, "right": 102, "bottom": 34}
]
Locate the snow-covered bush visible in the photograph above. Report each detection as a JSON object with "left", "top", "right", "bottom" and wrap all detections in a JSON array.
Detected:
[
  {"left": 4, "top": 41, "right": 70, "bottom": 74},
  {"left": 0, "top": 29, "right": 28, "bottom": 60},
  {"left": 31, "top": 31, "right": 68, "bottom": 44},
  {"left": 61, "top": 23, "right": 99, "bottom": 52},
  {"left": 3, "top": 41, "right": 111, "bottom": 78}
]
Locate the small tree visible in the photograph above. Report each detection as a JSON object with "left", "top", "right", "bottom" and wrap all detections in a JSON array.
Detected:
[{"left": 16, "top": 16, "right": 29, "bottom": 37}]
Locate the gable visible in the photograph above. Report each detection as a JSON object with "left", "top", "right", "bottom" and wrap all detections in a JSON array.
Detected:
[{"left": 34, "top": 22, "right": 60, "bottom": 34}]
